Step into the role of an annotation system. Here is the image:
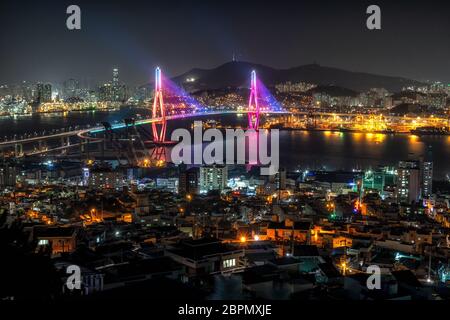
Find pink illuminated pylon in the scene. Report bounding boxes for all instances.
[152,67,167,143]
[248,70,260,130]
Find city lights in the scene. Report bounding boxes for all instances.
[0,0,449,307]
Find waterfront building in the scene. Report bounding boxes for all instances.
[362,167,396,193]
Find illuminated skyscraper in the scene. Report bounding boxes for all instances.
[98,83,112,101]
[20,81,34,102]
[112,67,119,87]
[422,146,433,198]
[35,83,52,103]
[63,78,80,99]
[396,160,421,204]
[111,67,126,102]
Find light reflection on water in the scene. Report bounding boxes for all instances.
[279,130,448,178]
[1,110,449,178]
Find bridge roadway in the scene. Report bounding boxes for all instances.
[76,110,291,140]
[0,110,289,149]
[2,109,443,150]
[0,110,290,156]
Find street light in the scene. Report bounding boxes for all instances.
[341,262,347,275]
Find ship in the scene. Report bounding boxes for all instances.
[269,123,285,129]
[338,127,395,134]
[410,126,449,135]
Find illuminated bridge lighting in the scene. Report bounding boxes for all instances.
[152,66,167,143]
[248,70,260,130]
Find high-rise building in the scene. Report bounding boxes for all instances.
[363,170,385,192]
[0,164,17,189]
[396,160,421,204]
[199,164,228,194]
[112,68,119,87]
[35,83,52,103]
[63,79,80,99]
[178,164,199,195]
[275,167,286,190]
[88,167,124,189]
[422,146,433,198]
[98,83,112,101]
[110,67,126,102]
[362,167,396,193]
[20,81,34,102]
[113,84,127,102]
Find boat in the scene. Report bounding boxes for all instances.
[410,126,449,135]
[269,123,285,129]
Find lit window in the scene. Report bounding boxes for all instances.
[38,239,49,245]
[223,258,236,268]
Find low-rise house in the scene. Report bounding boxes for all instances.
[242,264,315,300]
[392,270,432,300]
[33,226,78,256]
[101,256,184,290]
[266,219,311,243]
[292,245,325,272]
[55,262,104,296]
[238,241,277,266]
[344,273,410,300]
[316,262,342,285]
[165,238,244,277]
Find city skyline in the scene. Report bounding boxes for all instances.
[1,0,450,85]
[0,0,449,306]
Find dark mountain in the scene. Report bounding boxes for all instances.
[391,91,426,100]
[306,85,359,97]
[389,103,430,116]
[174,61,277,90]
[173,61,424,93]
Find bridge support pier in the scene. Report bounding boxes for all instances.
[60,136,70,155]
[14,144,23,157]
[60,136,70,147]
[38,140,48,152]
[80,138,87,161]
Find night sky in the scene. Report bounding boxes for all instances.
[0,0,449,86]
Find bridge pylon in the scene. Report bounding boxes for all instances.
[151,67,167,143]
[248,70,260,130]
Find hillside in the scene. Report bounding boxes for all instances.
[172,61,424,92]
